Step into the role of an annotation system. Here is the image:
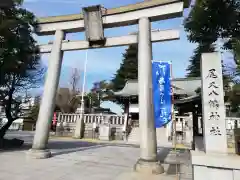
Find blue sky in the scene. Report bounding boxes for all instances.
[22,0,197,113]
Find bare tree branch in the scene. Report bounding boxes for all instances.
[69,67,81,94]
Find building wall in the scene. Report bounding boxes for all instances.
[0,97,35,130]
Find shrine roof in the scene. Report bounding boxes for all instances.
[37,0,190,24]
[114,77,201,97]
[174,95,200,104]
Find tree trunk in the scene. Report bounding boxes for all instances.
[0,83,15,139]
[0,119,13,139]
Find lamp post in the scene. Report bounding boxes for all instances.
[74,50,88,138]
[80,50,88,114]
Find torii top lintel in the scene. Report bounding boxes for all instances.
[36,0,190,35]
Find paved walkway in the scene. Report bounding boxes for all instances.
[0,132,192,180]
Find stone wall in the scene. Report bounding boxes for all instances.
[53,113,240,144]
[55,122,124,140]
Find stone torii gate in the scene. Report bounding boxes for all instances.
[28,0,190,175]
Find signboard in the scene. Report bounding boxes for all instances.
[201,53,227,153]
[82,5,105,45]
[152,61,172,128]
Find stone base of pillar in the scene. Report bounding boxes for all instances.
[27,149,52,159]
[134,159,164,174]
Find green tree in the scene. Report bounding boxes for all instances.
[186,43,232,86]
[228,84,240,113]
[184,0,240,46]
[232,39,240,76]
[0,0,42,138]
[184,0,240,77]
[89,80,112,108]
[111,44,138,91]
[186,44,215,77]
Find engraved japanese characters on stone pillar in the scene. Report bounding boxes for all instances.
[201,52,227,154]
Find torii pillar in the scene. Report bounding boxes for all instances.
[134,17,164,174]
[28,30,65,158]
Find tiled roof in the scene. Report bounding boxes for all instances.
[114,77,201,97]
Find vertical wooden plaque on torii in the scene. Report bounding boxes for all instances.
[82,5,105,47]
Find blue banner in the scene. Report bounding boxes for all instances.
[152,61,172,128]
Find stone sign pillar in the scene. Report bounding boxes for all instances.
[28,30,65,159]
[191,52,240,180]
[201,52,227,153]
[134,17,164,174]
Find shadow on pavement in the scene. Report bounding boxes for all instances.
[165,164,180,175]
[51,143,107,156]
[195,136,204,151]
[156,147,191,176]
[48,140,106,156]
[48,140,99,150]
[0,142,32,152]
[157,147,172,163]
[0,138,106,156]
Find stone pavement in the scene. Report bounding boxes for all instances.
[0,132,192,180]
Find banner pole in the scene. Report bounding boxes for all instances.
[170,63,176,148]
[170,63,179,180]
